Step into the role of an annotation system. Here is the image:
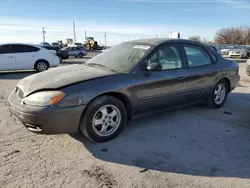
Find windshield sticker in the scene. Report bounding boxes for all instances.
[133,45,150,50]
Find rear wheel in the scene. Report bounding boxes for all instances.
[206,80,228,108]
[35,60,49,72]
[79,95,127,142]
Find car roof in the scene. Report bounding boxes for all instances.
[127,38,204,46]
[0,43,42,48]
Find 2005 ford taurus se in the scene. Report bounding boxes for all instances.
[8,39,240,142]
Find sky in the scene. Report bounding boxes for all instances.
[1,0,250,45]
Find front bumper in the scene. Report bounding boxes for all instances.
[229,53,246,58]
[8,90,86,134]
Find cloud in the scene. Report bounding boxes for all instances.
[120,0,217,2]
[218,0,250,9]
[0,17,218,45]
[120,0,250,9]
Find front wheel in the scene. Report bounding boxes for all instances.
[79,96,127,142]
[206,80,228,108]
[79,53,84,58]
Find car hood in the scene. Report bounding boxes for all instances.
[221,49,231,52]
[17,64,116,97]
[230,49,246,53]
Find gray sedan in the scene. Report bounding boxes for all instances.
[62,46,87,58]
[8,39,240,142]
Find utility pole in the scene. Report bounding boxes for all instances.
[104,32,107,46]
[84,30,87,40]
[73,21,76,44]
[42,27,46,42]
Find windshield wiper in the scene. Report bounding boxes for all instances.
[87,63,117,73]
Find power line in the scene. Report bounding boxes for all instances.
[0,23,162,37]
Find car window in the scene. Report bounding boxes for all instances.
[11,45,40,53]
[148,44,182,70]
[184,44,211,67]
[0,45,13,54]
[87,42,151,72]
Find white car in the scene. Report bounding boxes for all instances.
[228,46,250,59]
[0,43,60,72]
[220,46,237,55]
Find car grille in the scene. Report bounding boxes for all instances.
[16,87,24,99]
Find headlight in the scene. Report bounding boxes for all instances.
[24,91,66,106]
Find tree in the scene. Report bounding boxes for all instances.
[244,27,250,45]
[214,27,246,45]
[188,36,201,42]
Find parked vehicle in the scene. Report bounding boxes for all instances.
[40,42,51,47]
[246,59,250,76]
[51,42,60,48]
[74,43,84,48]
[228,46,250,59]
[41,46,69,60]
[62,46,87,58]
[220,46,237,55]
[8,39,240,142]
[0,43,60,72]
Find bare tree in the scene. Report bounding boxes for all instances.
[244,27,250,45]
[215,28,233,44]
[214,27,247,45]
[188,36,201,42]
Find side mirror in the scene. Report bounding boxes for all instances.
[147,62,162,71]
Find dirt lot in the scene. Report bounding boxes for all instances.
[1,57,250,188]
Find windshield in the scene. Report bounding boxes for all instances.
[87,42,152,73]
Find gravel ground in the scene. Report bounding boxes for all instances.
[1,57,250,188]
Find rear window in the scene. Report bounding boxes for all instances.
[11,45,40,53]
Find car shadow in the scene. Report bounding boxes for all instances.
[0,71,35,80]
[71,92,250,178]
[61,61,86,65]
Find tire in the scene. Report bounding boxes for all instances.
[34,60,49,72]
[246,53,250,59]
[58,56,62,62]
[79,53,84,58]
[206,79,228,108]
[79,95,127,142]
[246,71,250,76]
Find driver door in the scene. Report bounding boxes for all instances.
[134,43,189,114]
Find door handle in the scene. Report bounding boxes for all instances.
[8,56,14,58]
[31,55,36,57]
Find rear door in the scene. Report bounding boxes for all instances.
[181,43,218,102]
[0,45,16,70]
[67,47,74,56]
[13,45,40,69]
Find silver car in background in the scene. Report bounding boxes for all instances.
[62,46,87,58]
[229,46,250,59]
[220,46,237,55]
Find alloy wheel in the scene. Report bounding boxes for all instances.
[92,105,121,137]
[213,83,226,105]
[37,62,48,72]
